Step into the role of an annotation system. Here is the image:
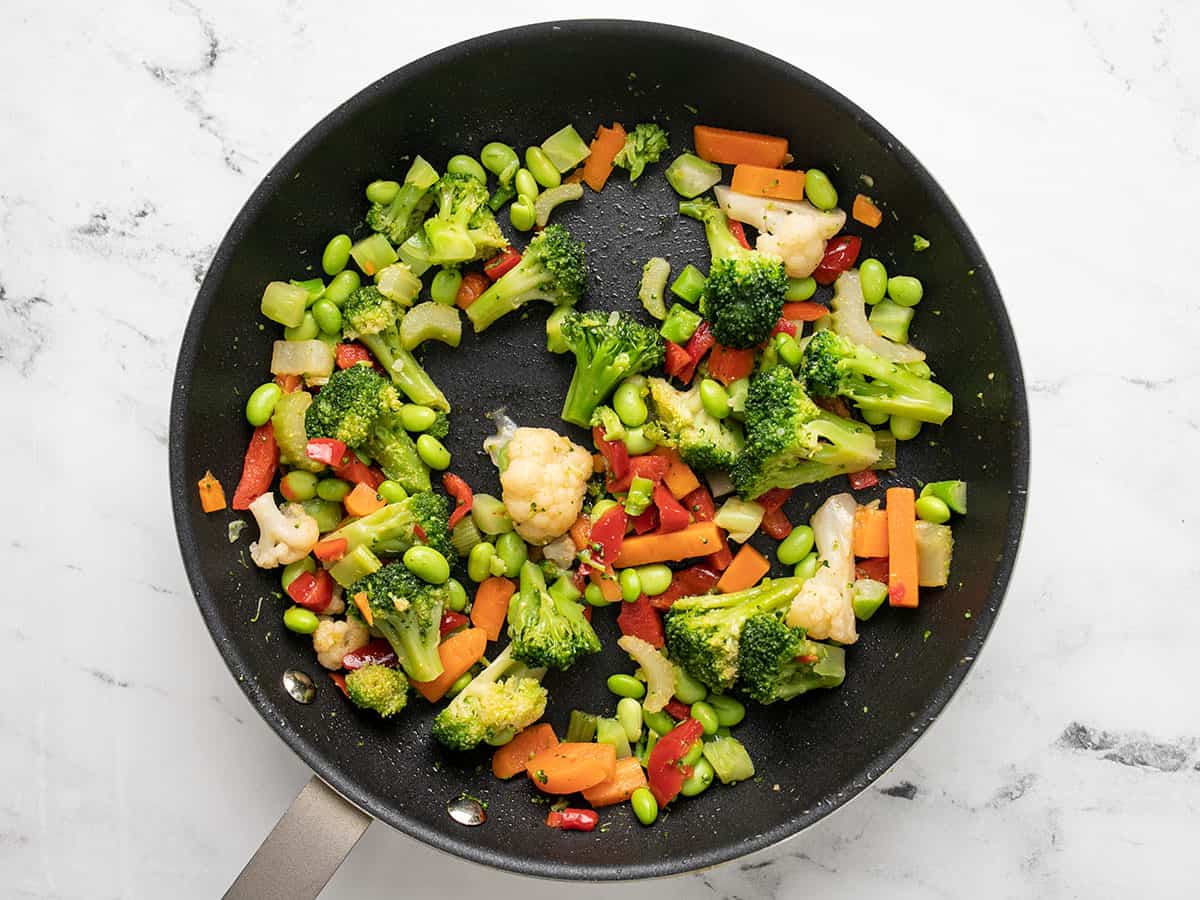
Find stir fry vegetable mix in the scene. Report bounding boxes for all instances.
[203,120,971,831]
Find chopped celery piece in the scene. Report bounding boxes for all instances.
[869,299,914,344]
[400,301,462,350]
[701,734,754,784]
[921,480,967,515]
[565,709,598,743]
[349,233,398,277]
[639,257,670,320]
[713,497,764,543]
[546,306,571,354]
[533,183,583,227]
[261,281,309,328]
[290,278,326,305]
[915,521,954,587]
[405,155,440,192]
[670,264,705,304]
[665,152,722,198]
[623,476,654,517]
[852,578,888,621]
[329,544,383,588]
[871,431,896,470]
[596,716,632,759]
[375,263,422,307]
[541,125,592,173]
[397,230,433,276]
[660,304,702,344]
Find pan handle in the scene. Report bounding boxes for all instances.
[224,775,372,900]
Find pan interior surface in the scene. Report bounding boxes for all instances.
[170,20,1027,880]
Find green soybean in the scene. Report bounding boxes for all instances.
[887,275,924,307]
[316,478,352,502]
[301,499,343,533]
[281,557,316,591]
[679,741,702,768]
[514,168,539,201]
[619,568,642,603]
[495,532,527,577]
[283,606,320,635]
[431,268,463,306]
[643,708,675,737]
[584,582,611,607]
[445,578,468,612]
[524,146,561,188]
[509,196,536,232]
[861,408,890,426]
[608,674,646,699]
[481,142,520,183]
[245,382,282,426]
[673,666,708,704]
[890,415,922,441]
[321,234,353,276]
[416,434,451,470]
[630,787,658,825]
[637,564,673,597]
[590,499,619,523]
[623,426,656,455]
[805,168,838,211]
[859,258,888,305]
[777,525,815,566]
[691,701,719,735]
[400,404,438,433]
[613,380,649,427]
[280,470,318,502]
[915,495,952,524]
[447,154,487,183]
[311,298,342,335]
[471,494,514,535]
[377,480,407,504]
[284,311,319,341]
[774,333,803,370]
[403,546,449,586]
[324,270,361,307]
[446,671,473,698]
[707,694,746,728]
[785,276,817,301]
[365,180,400,205]
[467,542,496,583]
[617,697,643,743]
[699,379,731,419]
[793,551,821,581]
[679,757,715,796]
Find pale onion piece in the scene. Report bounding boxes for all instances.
[483,407,518,469]
[829,270,925,363]
[705,468,735,499]
[617,635,674,714]
[714,496,765,544]
[400,301,462,350]
[915,520,954,587]
[270,339,334,379]
[542,533,577,571]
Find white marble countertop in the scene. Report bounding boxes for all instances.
[4,1,1198,896]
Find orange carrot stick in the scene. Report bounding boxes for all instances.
[716,544,770,593]
[470,576,516,641]
[885,488,919,608]
[651,447,701,500]
[492,723,559,779]
[853,507,889,558]
[614,521,723,567]
[582,123,627,192]
[411,627,487,702]
[782,301,830,322]
[730,164,806,201]
[694,125,788,168]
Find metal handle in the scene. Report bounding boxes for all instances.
[225,776,372,900]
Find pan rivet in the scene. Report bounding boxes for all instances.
[282,669,316,704]
[447,795,487,826]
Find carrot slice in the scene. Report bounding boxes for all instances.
[470,576,516,641]
[885,488,919,608]
[651,447,701,500]
[716,544,770,593]
[852,194,883,228]
[492,723,559,779]
[782,301,830,322]
[581,756,648,807]
[411,627,487,702]
[731,164,806,201]
[694,125,788,168]
[526,742,617,795]
[614,521,723,567]
[589,566,623,603]
[352,591,373,627]
[581,123,627,192]
[569,514,591,551]
[344,482,386,517]
[197,470,226,512]
[853,507,889,558]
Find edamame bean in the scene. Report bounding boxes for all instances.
[365,180,400,205]
[679,757,714,796]
[674,666,707,704]
[915,495,951,524]
[400,404,438,433]
[509,196,536,232]
[777,525,815,566]
[619,568,642,603]
[524,146,561,188]
[804,168,838,211]
[680,741,703,768]
[623,426,656,455]
[859,258,888,305]
[447,154,487,183]
[889,415,922,441]
[691,701,719,735]
[324,270,360,307]
[630,787,658,826]
[301,499,343,533]
[590,499,618,522]
[377,480,407,503]
[793,551,820,581]
[283,606,320,635]
[416,434,451,470]
[584,582,612,607]
[445,578,468,612]
[707,694,746,728]
[887,275,924,307]
[322,234,353,276]
[281,557,316,591]
[608,674,646,699]
[316,478,352,502]
[312,298,342,335]
[446,671,473,698]
[861,408,890,426]
[617,697,643,743]
[613,380,649,427]
[786,276,817,301]
[643,708,675,737]
[471,494,514,535]
[430,267,463,306]
[775,333,803,370]
[404,545,450,584]
[280,470,319,502]
[637,564,673,597]
[481,142,520,183]
[495,531,527,577]
[284,311,320,341]
[514,167,539,201]
[245,382,282,426]
[467,541,496,583]
[699,378,731,419]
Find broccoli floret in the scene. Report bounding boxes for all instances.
[342,286,449,411]
[558,310,665,427]
[801,330,954,425]
[431,645,548,751]
[736,613,846,704]
[612,123,669,181]
[731,366,880,499]
[425,410,450,441]
[425,173,495,265]
[326,490,453,560]
[366,157,438,245]
[679,197,787,348]
[351,564,449,683]
[344,663,409,718]
[464,224,587,332]
[644,376,744,470]
[507,560,600,670]
[467,205,508,261]
[664,576,807,692]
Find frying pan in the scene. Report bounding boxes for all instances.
[169,19,1028,894]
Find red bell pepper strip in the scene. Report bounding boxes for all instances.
[705,344,756,385]
[442,472,474,528]
[592,426,630,481]
[305,437,347,467]
[335,342,373,370]
[812,235,862,286]
[756,487,793,513]
[286,569,335,613]
[588,506,627,566]
[681,485,733,570]
[663,340,692,379]
[770,317,797,338]
[330,455,385,491]
[653,484,691,533]
[328,672,349,697]
[782,301,829,322]
[608,454,671,493]
[545,809,599,832]
[677,322,715,384]
[571,565,588,594]
[856,557,889,582]
[342,639,398,671]
[581,605,592,624]
[647,718,705,806]
[616,594,665,648]
[630,505,659,535]
[761,506,791,539]
[412,524,427,544]
[664,699,692,720]
[439,610,470,636]
[484,246,522,281]
[231,424,279,510]
[848,469,879,491]
[313,537,348,563]
[727,219,751,250]
[648,563,720,611]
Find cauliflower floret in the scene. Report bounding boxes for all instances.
[786,492,858,644]
[312,616,370,670]
[247,493,320,569]
[499,427,592,545]
[715,185,846,278]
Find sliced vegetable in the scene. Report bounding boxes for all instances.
[730,164,806,201]
[455,270,490,310]
[915,520,954,587]
[492,723,559,779]
[312,537,348,563]
[813,235,862,286]
[443,472,474,529]
[760,506,791,539]
[470,576,516,641]
[869,299,915,344]
[701,734,755,784]
[648,563,720,611]
[541,125,592,172]
[616,634,673,710]
[614,521,722,567]
[646,718,704,806]
[705,344,756,385]
[639,257,671,320]
[852,578,888,620]
[565,709,598,743]
[853,506,889,558]
[400,301,462,350]
[344,482,386,517]
[782,301,829,322]
[715,544,770,593]
[533,183,583,227]
[847,469,879,491]
[410,627,488,702]
[670,264,706,305]
[231,425,279,511]
[198,470,226,512]
[713,497,764,544]
[659,303,703,345]
[545,809,600,832]
[581,756,648,807]
[349,233,398,276]
[664,152,723,198]
[285,569,334,613]
[852,194,883,228]
[920,480,968,515]
[270,340,335,381]
[651,447,701,499]
[596,716,633,759]
[885,487,919,608]
[582,123,627,192]
[693,125,788,168]
[526,743,617,795]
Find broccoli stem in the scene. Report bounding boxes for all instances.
[464,265,552,332]
[359,331,449,412]
[678,198,744,263]
[374,618,443,683]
